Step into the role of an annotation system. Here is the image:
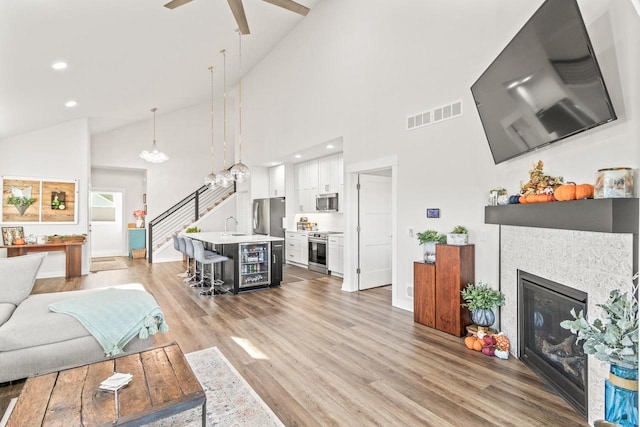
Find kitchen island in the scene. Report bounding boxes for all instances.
[186,232,284,294]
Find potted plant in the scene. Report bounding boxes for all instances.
[447,225,468,245]
[561,276,638,427]
[7,195,36,216]
[461,282,505,328]
[416,230,446,263]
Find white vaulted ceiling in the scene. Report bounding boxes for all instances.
[0,0,317,140]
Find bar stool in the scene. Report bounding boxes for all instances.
[176,236,191,278]
[183,237,198,285]
[173,234,187,277]
[191,240,228,296]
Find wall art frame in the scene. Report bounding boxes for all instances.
[1,176,79,224]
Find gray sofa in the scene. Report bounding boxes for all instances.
[0,253,153,383]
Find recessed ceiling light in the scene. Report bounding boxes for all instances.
[270,161,279,166]
[294,154,302,159]
[52,61,68,70]
[326,144,334,149]
[65,100,77,108]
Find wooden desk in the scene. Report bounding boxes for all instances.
[0,242,83,279]
[7,343,205,427]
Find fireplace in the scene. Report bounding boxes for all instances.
[518,270,588,417]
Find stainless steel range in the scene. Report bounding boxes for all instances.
[308,231,340,274]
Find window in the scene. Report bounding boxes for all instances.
[91,193,116,221]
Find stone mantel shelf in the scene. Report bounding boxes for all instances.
[484,198,639,234]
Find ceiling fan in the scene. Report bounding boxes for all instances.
[164,0,310,35]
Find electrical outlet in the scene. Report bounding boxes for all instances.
[480,231,488,241]
[408,227,414,237]
[407,285,413,297]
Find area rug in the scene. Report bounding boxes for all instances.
[0,398,17,427]
[146,347,284,427]
[89,258,128,273]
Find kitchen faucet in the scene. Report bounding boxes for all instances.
[225,216,238,233]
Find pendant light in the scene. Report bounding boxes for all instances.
[215,48,233,188]
[204,66,217,188]
[140,108,169,164]
[229,29,250,183]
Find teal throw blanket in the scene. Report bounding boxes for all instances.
[49,288,169,356]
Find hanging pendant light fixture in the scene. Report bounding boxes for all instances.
[215,48,234,188]
[229,29,250,183]
[140,108,169,164]
[204,66,217,188]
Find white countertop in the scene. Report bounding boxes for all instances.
[185,232,285,244]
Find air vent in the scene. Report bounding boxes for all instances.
[407,100,463,130]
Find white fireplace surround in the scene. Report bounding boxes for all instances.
[500,225,634,425]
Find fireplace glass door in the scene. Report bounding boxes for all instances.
[518,271,588,418]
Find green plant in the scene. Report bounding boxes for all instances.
[7,196,35,207]
[461,282,505,311]
[417,230,446,245]
[451,225,468,234]
[560,276,638,369]
[185,227,200,233]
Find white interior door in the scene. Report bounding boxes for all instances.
[358,173,392,290]
[90,191,126,257]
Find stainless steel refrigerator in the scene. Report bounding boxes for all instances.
[252,197,286,238]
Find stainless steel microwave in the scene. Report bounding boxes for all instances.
[316,193,338,212]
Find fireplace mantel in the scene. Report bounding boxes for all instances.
[485,198,638,234]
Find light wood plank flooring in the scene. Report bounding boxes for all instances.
[1,258,587,426]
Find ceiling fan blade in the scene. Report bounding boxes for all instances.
[227,0,251,35]
[164,0,194,9]
[262,0,309,16]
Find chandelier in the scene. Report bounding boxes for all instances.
[215,48,234,188]
[229,30,250,183]
[140,108,169,164]
[204,66,217,188]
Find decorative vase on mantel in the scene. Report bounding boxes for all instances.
[605,364,638,427]
[135,218,144,228]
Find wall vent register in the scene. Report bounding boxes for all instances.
[407,100,463,130]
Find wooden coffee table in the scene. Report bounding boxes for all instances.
[7,343,205,426]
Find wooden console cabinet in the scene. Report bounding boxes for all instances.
[414,244,475,337]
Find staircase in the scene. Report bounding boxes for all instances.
[148,183,235,263]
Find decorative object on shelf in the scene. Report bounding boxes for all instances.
[595,167,634,199]
[519,160,564,200]
[229,30,250,184]
[204,65,217,189]
[140,108,169,164]
[553,182,595,201]
[447,225,468,245]
[215,49,233,188]
[185,227,201,233]
[46,234,86,244]
[6,185,36,216]
[416,230,446,263]
[461,281,505,330]
[1,226,24,245]
[488,188,507,206]
[561,273,638,427]
[133,210,146,228]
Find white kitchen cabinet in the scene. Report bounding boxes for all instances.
[328,234,344,276]
[318,154,340,194]
[269,164,285,198]
[294,160,318,213]
[285,231,308,266]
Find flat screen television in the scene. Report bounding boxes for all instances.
[471,0,616,164]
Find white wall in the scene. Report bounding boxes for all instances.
[0,119,91,278]
[88,0,640,312]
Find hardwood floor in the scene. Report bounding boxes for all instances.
[1,258,587,426]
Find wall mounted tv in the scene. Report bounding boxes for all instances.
[471,0,616,164]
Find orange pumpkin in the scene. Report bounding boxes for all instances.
[554,183,577,201]
[464,336,476,350]
[472,340,483,351]
[575,183,594,200]
[524,194,553,203]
